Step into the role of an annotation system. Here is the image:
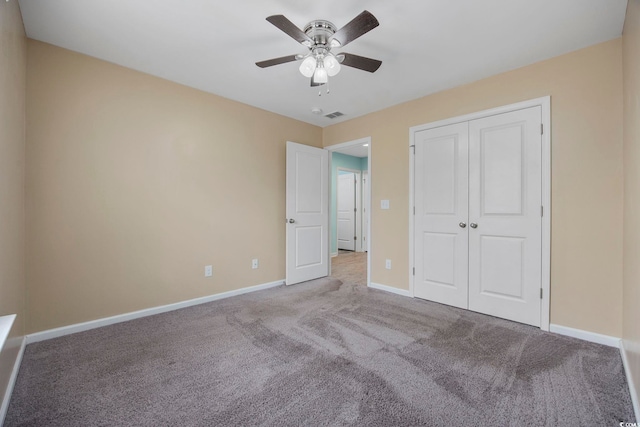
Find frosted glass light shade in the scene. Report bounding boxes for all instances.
[324,55,341,77]
[299,57,317,78]
[313,66,328,84]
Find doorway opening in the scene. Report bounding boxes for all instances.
[326,137,371,288]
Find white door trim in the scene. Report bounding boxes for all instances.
[326,137,372,288]
[362,171,369,252]
[336,167,362,252]
[409,96,551,331]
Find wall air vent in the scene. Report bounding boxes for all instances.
[324,111,344,119]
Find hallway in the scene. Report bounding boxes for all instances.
[330,250,367,287]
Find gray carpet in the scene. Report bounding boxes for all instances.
[5,278,635,426]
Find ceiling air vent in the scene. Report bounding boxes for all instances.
[325,111,344,119]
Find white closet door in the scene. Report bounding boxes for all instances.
[337,172,356,251]
[468,107,542,326]
[414,123,469,309]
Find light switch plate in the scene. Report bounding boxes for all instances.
[381,200,390,210]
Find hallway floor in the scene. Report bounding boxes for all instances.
[330,250,367,287]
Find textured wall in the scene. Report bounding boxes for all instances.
[26,41,322,333]
[0,0,26,415]
[324,39,624,337]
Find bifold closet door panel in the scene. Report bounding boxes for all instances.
[414,122,469,309]
[467,107,542,327]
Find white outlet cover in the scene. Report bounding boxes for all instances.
[252,259,259,269]
[205,265,213,277]
[385,259,392,269]
[381,200,390,210]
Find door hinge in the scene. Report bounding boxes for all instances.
[354,236,357,240]
[413,206,415,215]
[541,206,544,217]
[354,208,357,212]
[413,267,415,276]
[540,288,543,299]
[541,124,544,135]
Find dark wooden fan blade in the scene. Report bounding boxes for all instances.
[256,55,300,68]
[339,53,382,73]
[266,15,313,45]
[331,10,379,47]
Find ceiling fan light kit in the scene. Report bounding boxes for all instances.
[299,56,316,78]
[313,64,328,84]
[256,10,382,91]
[324,55,341,76]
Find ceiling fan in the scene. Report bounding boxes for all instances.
[256,10,382,87]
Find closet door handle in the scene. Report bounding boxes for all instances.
[459,222,467,228]
[470,223,478,229]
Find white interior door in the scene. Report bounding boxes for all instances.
[362,171,369,252]
[468,107,542,326]
[337,172,356,251]
[286,141,329,285]
[414,122,469,309]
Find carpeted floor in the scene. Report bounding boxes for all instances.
[6,274,635,425]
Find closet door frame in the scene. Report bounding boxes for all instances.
[408,96,551,331]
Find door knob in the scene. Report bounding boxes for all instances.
[470,223,478,229]
[288,219,295,224]
[459,222,467,228]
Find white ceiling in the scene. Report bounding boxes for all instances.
[18,0,628,127]
[334,144,369,159]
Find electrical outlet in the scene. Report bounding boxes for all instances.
[252,259,259,269]
[204,265,213,277]
[381,200,390,210]
[385,259,392,269]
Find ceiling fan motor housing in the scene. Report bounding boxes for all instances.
[303,20,338,47]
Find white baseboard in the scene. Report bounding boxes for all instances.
[368,282,412,298]
[620,339,640,422]
[0,337,26,426]
[549,324,620,347]
[331,252,338,258]
[26,279,285,344]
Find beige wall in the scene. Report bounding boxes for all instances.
[18,23,631,341]
[623,0,640,411]
[324,39,624,337]
[0,0,26,411]
[26,41,322,333]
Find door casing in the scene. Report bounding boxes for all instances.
[362,171,369,252]
[408,97,551,331]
